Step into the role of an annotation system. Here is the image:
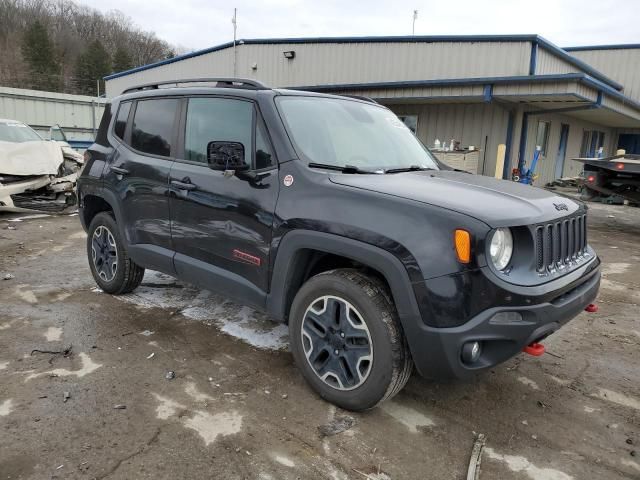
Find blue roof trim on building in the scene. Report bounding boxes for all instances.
[565,43,640,51]
[103,33,624,92]
[291,73,589,91]
[534,36,623,90]
[293,73,640,113]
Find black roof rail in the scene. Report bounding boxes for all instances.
[122,77,269,94]
[341,94,378,104]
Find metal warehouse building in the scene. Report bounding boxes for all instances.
[104,35,640,185]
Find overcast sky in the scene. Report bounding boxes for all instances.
[81,0,638,52]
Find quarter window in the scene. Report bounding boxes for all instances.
[114,101,131,140]
[185,97,253,165]
[255,121,275,169]
[131,98,178,157]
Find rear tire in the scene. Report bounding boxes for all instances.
[289,269,412,411]
[87,212,144,294]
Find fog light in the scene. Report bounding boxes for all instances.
[461,341,482,364]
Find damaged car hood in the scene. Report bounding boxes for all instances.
[0,140,64,176]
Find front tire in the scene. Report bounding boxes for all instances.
[289,269,412,411]
[87,212,144,294]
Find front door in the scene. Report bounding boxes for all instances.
[555,123,570,179]
[103,97,180,273]
[168,96,279,307]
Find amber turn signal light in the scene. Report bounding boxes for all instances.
[454,229,471,264]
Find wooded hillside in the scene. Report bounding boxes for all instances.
[0,0,179,95]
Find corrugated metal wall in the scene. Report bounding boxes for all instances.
[535,49,580,75]
[570,48,640,103]
[0,86,106,140]
[522,111,614,184]
[106,41,532,96]
[388,102,511,176]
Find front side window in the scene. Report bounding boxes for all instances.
[131,98,178,157]
[114,101,131,140]
[185,97,253,165]
[275,96,438,171]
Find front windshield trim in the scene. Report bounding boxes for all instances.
[275,94,439,173]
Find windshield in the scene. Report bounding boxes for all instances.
[0,122,43,143]
[276,96,438,172]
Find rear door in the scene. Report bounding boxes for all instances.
[168,95,279,307]
[103,97,180,273]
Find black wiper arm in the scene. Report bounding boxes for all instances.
[384,165,434,174]
[308,163,375,174]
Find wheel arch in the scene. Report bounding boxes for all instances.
[266,230,423,329]
[79,189,127,243]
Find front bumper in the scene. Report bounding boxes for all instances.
[408,258,600,380]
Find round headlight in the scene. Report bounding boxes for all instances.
[489,228,513,271]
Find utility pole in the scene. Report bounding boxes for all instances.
[412,10,418,35]
[232,8,237,77]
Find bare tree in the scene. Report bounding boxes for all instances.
[0,0,177,94]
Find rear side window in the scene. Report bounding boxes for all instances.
[114,101,131,140]
[131,98,178,157]
[185,97,253,165]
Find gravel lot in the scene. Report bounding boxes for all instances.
[0,200,638,480]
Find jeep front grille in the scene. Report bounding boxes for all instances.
[535,214,587,273]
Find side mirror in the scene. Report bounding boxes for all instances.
[207,141,249,172]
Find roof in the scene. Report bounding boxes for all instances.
[565,43,640,52]
[103,34,622,90]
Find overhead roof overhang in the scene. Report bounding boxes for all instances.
[299,73,640,128]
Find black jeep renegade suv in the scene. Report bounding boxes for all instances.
[78,78,600,411]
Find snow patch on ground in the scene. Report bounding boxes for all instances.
[517,376,540,390]
[185,381,215,402]
[25,352,102,381]
[0,399,14,416]
[13,285,37,304]
[152,393,186,420]
[272,454,296,468]
[484,448,573,480]
[8,214,50,222]
[183,410,243,446]
[593,388,640,411]
[381,401,435,433]
[111,271,288,351]
[0,361,8,370]
[44,326,62,342]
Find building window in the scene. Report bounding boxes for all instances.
[580,130,606,157]
[131,99,178,157]
[397,115,418,134]
[535,121,551,156]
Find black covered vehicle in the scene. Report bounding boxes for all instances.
[78,78,600,411]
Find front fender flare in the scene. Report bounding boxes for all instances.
[266,230,424,343]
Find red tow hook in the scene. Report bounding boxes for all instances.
[585,303,598,313]
[523,342,545,356]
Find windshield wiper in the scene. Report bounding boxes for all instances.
[308,163,376,174]
[384,165,434,174]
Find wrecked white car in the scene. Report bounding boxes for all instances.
[0,119,84,213]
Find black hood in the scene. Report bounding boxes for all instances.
[329,170,582,228]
